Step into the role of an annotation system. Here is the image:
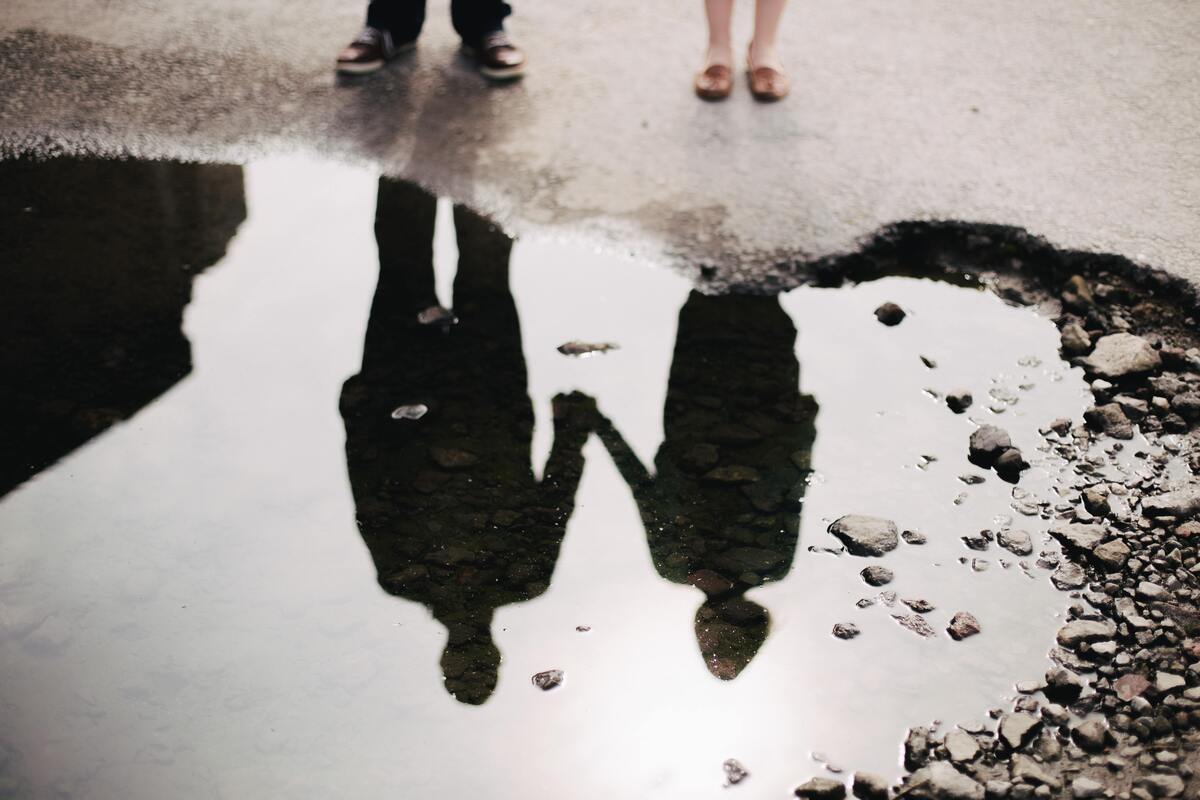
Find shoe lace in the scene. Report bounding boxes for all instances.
[482,30,512,50]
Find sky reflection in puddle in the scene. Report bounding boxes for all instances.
[0,157,1093,799]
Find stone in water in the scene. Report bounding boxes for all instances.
[557,340,619,357]
[723,758,749,786]
[532,669,564,690]
[391,403,428,420]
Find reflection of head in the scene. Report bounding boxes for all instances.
[598,290,818,680]
[341,179,589,705]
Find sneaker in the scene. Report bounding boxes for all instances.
[463,30,526,81]
[336,27,414,75]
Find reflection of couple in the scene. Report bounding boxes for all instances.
[340,179,817,704]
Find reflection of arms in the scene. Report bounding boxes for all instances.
[538,392,594,510]
[591,408,653,490]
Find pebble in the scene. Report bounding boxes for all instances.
[723,758,749,786]
[969,425,1014,468]
[1071,719,1110,752]
[556,340,619,356]
[860,566,894,586]
[794,776,846,799]
[1057,619,1116,648]
[1060,322,1092,356]
[531,669,564,690]
[1080,333,1163,379]
[390,403,429,420]
[874,302,906,326]
[903,761,985,800]
[947,612,981,640]
[828,515,900,557]
[1071,777,1105,799]
[945,729,980,762]
[1142,485,1200,518]
[892,613,935,638]
[998,712,1042,750]
[902,598,935,613]
[1084,403,1135,439]
[902,530,928,545]
[947,391,974,414]
[851,771,888,800]
[1051,562,1087,590]
[832,623,861,640]
[997,529,1033,556]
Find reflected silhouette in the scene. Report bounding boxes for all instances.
[340,179,590,705]
[597,292,818,679]
[0,158,245,498]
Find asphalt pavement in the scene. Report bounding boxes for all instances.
[1,0,1197,287]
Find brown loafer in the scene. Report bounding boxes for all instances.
[694,64,733,101]
[746,50,789,102]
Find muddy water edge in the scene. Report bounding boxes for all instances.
[0,156,1198,800]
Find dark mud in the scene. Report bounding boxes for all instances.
[0,156,1198,799]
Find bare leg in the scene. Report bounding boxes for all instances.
[750,0,787,70]
[704,0,735,68]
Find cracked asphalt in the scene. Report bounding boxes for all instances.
[1,0,1198,286]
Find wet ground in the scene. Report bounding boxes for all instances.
[9,155,1195,798]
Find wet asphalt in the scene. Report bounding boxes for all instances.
[0,0,1198,288]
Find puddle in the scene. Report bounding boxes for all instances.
[0,156,1097,799]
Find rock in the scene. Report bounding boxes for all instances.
[702,465,761,484]
[1081,333,1162,380]
[688,569,734,596]
[893,613,936,637]
[1171,391,1200,421]
[947,612,981,641]
[1136,580,1167,601]
[1061,275,1094,310]
[723,758,749,786]
[902,530,928,545]
[902,598,935,613]
[1134,774,1184,798]
[531,669,564,690]
[794,777,846,799]
[1092,539,1130,570]
[1045,417,1072,436]
[1060,323,1092,356]
[900,761,984,800]
[1071,719,1110,752]
[557,340,618,356]
[832,623,861,640]
[829,515,900,557]
[852,771,889,800]
[1044,666,1083,703]
[947,391,974,414]
[861,566,894,586]
[1084,403,1135,439]
[390,403,429,420]
[1050,523,1107,553]
[1071,777,1105,799]
[875,302,906,326]
[1009,754,1060,789]
[417,305,456,326]
[993,448,1029,482]
[969,426,1013,468]
[983,780,1012,800]
[945,730,980,762]
[1155,672,1186,693]
[1051,562,1087,590]
[997,529,1033,556]
[1114,673,1151,701]
[1057,619,1116,648]
[1142,485,1200,519]
[998,713,1042,750]
[904,727,931,770]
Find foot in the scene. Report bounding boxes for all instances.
[463,30,525,81]
[746,42,789,101]
[336,27,414,75]
[695,45,733,100]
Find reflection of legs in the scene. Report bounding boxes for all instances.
[438,609,501,705]
[703,0,735,67]
[750,0,787,70]
[450,0,513,43]
[371,179,438,324]
[365,0,428,41]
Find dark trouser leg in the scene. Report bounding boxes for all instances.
[450,0,513,43]
[365,0,427,42]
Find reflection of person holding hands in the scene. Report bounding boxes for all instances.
[341,179,590,705]
[594,291,818,679]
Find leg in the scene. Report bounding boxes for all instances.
[750,0,787,70]
[450,0,513,43]
[703,0,735,68]
[365,0,427,42]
